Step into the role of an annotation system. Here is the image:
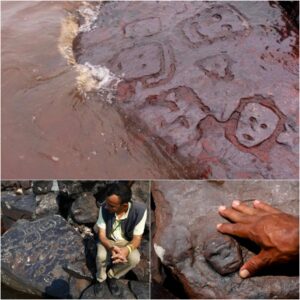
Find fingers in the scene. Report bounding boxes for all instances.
[218,204,252,223]
[231,200,257,216]
[239,251,270,278]
[253,200,281,214]
[217,222,250,239]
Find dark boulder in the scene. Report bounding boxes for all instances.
[58,181,83,196]
[32,181,53,195]
[35,192,59,217]
[70,192,99,224]
[129,281,150,299]
[1,215,88,298]
[80,279,135,299]
[1,193,36,222]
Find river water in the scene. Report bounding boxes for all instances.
[2,1,183,179]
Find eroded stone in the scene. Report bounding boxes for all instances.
[203,234,243,275]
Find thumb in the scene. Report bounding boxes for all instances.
[239,251,269,279]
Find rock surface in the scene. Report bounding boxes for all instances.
[35,192,59,217]
[1,193,36,222]
[152,180,299,299]
[80,279,136,299]
[32,181,53,195]
[74,1,299,179]
[70,192,99,224]
[1,215,87,298]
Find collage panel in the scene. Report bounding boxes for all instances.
[1,181,150,299]
[151,180,299,299]
[1,1,299,180]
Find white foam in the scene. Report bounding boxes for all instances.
[78,2,102,33]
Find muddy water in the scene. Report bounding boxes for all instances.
[2,1,182,179]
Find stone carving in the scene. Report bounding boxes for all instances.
[124,17,161,38]
[195,54,234,81]
[236,103,279,147]
[74,1,298,179]
[1,215,85,297]
[203,234,243,275]
[180,5,250,47]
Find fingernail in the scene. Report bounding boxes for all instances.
[218,205,226,212]
[254,200,260,206]
[217,223,222,229]
[232,200,240,207]
[240,269,250,278]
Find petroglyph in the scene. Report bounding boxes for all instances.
[73,1,298,178]
[180,4,250,47]
[236,103,279,147]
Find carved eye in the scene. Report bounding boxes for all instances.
[260,123,267,129]
[212,14,222,21]
[249,116,256,123]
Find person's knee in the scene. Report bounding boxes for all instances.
[97,245,107,262]
[128,250,140,267]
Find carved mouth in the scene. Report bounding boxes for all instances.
[242,134,254,141]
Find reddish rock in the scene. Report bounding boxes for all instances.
[151,181,299,299]
[75,1,299,179]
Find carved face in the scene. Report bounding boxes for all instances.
[203,235,242,275]
[236,103,279,147]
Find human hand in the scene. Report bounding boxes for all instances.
[217,200,299,279]
[111,246,128,264]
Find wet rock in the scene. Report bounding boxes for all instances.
[32,181,53,195]
[1,215,86,297]
[80,279,135,299]
[70,192,99,224]
[152,181,299,299]
[1,193,36,221]
[35,192,59,217]
[75,1,298,179]
[129,281,150,299]
[203,234,243,275]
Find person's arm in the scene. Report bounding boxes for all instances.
[217,200,299,279]
[98,228,114,251]
[112,209,147,263]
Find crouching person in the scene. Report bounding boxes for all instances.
[94,183,147,296]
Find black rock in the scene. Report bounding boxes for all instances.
[32,181,53,195]
[80,280,135,299]
[35,192,59,217]
[1,215,86,297]
[1,193,36,221]
[70,192,99,224]
[129,281,150,299]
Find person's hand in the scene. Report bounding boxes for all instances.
[217,200,299,279]
[111,246,128,264]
